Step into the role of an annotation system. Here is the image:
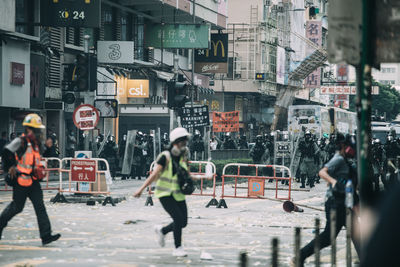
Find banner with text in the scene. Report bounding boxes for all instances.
[212,111,240,132]
[180,106,210,128]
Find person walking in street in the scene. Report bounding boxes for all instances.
[0,114,61,245]
[133,127,193,257]
[295,133,360,266]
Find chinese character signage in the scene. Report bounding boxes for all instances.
[180,106,210,128]
[320,86,379,95]
[212,111,240,133]
[305,21,322,88]
[255,73,266,80]
[145,24,210,49]
[195,33,228,74]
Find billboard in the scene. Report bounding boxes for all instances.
[116,77,150,99]
[145,24,210,49]
[94,99,118,118]
[97,41,134,64]
[195,33,228,74]
[40,0,101,28]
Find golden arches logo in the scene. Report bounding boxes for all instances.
[206,40,225,58]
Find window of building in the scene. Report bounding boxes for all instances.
[103,5,115,41]
[133,16,144,60]
[121,13,132,41]
[15,0,36,36]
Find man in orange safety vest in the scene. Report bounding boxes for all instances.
[0,114,61,245]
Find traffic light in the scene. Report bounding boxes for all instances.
[73,53,97,91]
[167,79,190,109]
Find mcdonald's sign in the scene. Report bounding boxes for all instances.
[195,33,228,73]
[195,34,228,63]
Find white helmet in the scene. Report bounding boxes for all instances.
[170,127,191,143]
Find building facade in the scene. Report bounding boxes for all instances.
[0,0,227,156]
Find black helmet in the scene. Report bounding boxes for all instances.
[335,133,346,145]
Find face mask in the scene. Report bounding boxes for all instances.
[171,145,181,157]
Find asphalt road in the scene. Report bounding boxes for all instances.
[0,179,359,266]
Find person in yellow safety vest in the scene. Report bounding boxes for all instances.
[134,127,192,257]
[0,114,61,245]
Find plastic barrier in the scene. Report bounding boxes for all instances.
[144,160,218,208]
[52,157,115,206]
[217,163,292,208]
[0,157,61,192]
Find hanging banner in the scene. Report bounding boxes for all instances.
[212,111,240,132]
[180,106,210,128]
[276,46,286,85]
[305,21,322,88]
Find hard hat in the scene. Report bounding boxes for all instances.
[22,113,45,129]
[170,127,191,143]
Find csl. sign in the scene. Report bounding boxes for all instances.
[71,159,97,183]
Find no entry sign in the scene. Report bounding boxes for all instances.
[73,104,100,130]
[71,159,97,183]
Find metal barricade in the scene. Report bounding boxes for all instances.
[144,160,218,208]
[0,157,61,192]
[217,163,292,208]
[52,158,115,205]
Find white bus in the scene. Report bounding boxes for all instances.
[288,105,357,138]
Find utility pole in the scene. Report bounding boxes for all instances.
[191,0,196,111]
[83,34,92,152]
[357,0,374,206]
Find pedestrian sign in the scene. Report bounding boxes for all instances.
[71,159,97,183]
[248,178,265,197]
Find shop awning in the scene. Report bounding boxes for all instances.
[152,69,175,81]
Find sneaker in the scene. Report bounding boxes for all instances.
[154,225,165,247]
[42,233,61,246]
[173,246,187,257]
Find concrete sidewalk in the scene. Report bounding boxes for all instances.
[0,179,359,266]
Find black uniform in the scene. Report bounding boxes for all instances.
[371,140,385,192]
[298,134,319,188]
[384,136,400,190]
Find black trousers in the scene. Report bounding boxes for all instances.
[299,198,360,265]
[0,181,52,240]
[159,196,188,248]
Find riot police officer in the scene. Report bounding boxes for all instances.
[316,137,328,184]
[298,131,320,188]
[131,132,145,180]
[326,134,337,161]
[384,130,400,190]
[372,138,385,192]
[250,135,267,164]
[190,130,205,160]
[238,135,249,149]
[222,133,237,149]
[102,135,118,180]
